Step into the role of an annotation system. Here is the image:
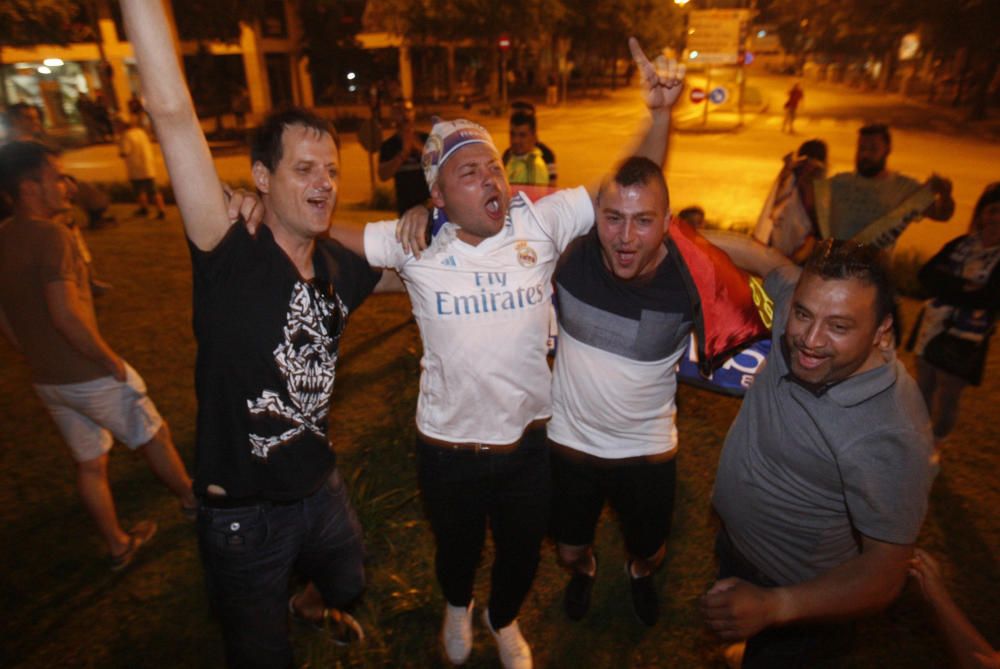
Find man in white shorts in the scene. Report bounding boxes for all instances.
[332,39,685,669]
[0,141,197,571]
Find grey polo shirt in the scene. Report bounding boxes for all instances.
[712,265,936,586]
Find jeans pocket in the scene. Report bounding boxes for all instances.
[200,505,269,556]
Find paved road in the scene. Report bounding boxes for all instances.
[62,72,999,258]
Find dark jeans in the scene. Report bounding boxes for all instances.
[197,469,365,669]
[417,426,550,629]
[715,530,854,669]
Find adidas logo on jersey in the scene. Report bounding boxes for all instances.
[440,256,457,267]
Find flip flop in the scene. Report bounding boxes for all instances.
[110,520,157,572]
[288,594,365,646]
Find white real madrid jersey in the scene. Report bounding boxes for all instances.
[365,187,594,443]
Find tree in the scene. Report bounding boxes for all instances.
[762,0,998,117]
[560,0,682,91]
[763,0,922,88]
[168,0,265,121]
[917,0,999,118]
[0,0,75,107]
[294,0,365,104]
[370,0,565,105]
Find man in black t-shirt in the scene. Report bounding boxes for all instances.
[378,100,430,215]
[123,2,397,666]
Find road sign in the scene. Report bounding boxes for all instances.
[686,9,751,65]
[689,87,706,103]
[710,86,729,104]
[498,34,511,51]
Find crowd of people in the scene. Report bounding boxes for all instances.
[0,2,997,668]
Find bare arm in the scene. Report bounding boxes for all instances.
[702,229,793,278]
[702,536,913,641]
[378,149,406,181]
[327,222,406,293]
[910,550,1000,669]
[120,0,230,251]
[44,280,125,380]
[328,222,367,258]
[586,38,684,201]
[373,270,404,293]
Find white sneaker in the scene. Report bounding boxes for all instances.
[442,600,474,665]
[483,610,532,669]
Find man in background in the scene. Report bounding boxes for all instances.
[378,99,430,215]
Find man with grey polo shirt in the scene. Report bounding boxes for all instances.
[700,237,937,668]
[0,141,197,571]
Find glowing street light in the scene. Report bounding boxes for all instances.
[674,0,690,5]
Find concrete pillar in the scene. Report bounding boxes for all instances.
[98,17,130,111]
[399,44,413,101]
[239,21,270,118]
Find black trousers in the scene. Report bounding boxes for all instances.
[417,426,550,629]
[715,530,855,669]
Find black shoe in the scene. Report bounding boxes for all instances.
[626,560,659,626]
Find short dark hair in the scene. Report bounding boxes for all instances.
[971,182,1000,232]
[509,111,537,133]
[250,107,338,172]
[0,141,60,202]
[803,239,896,324]
[8,102,38,120]
[598,156,670,209]
[678,205,704,222]
[510,101,536,115]
[858,123,890,146]
[796,139,827,164]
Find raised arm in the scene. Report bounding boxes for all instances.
[586,38,684,201]
[119,0,230,251]
[628,37,684,167]
[702,229,793,278]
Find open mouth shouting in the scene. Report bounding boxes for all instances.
[484,194,504,221]
[306,193,333,215]
[613,247,638,267]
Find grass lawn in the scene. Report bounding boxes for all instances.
[1,206,997,668]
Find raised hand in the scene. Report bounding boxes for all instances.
[629,37,686,112]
